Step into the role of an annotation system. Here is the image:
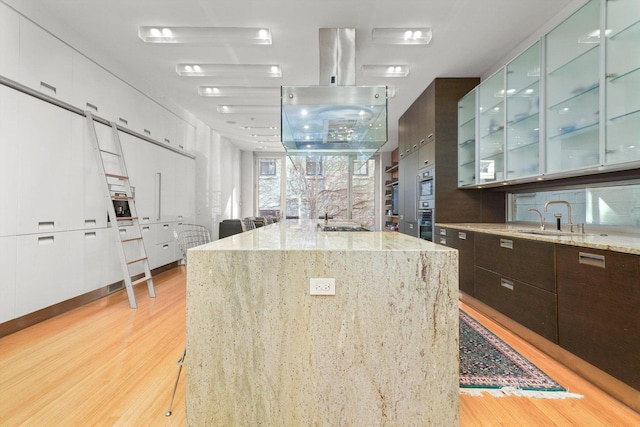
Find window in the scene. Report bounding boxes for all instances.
[353,160,368,176]
[306,158,323,176]
[259,159,277,176]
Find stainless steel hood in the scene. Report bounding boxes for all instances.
[281,28,388,159]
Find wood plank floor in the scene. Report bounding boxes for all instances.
[1,266,638,426]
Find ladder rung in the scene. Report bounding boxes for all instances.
[116,216,138,221]
[99,148,121,157]
[111,195,134,200]
[127,257,147,265]
[132,276,152,287]
[105,173,129,180]
[122,237,143,243]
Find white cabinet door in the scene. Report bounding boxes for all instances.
[0,2,20,80]
[17,95,82,234]
[158,148,177,222]
[0,236,17,323]
[175,156,196,223]
[71,52,118,122]
[123,136,157,223]
[19,17,73,103]
[82,228,106,293]
[0,86,19,237]
[103,226,123,286]
[14,231,81,317]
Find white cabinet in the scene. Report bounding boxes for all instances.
[457,89,476,187]
[19,17,73,103]
[82,228,108,293]
[14,231,82,317]
[0,86,19,237]
[158,147,177,222]
[545,0,600,173]
[605,0,640,165]
[0,236,17,323]
[176,156,196,222]
[478,68,505,183]
[505,40,541,179]
[0,2,20,80]
[17,94,84,234]
[71,52,119,122]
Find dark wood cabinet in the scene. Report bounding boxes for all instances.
[474,266,557,342]
[556,245,640,390]
[475,233,555,292]
[435,226,475,296]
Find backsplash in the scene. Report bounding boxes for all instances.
[508,182,640,231]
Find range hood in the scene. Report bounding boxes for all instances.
[281,28,388,159]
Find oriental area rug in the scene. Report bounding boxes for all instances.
[459,309,582,399]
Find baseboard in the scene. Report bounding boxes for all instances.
[0,261,180,338]
[460,292,640,414]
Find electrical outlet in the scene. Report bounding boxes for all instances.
[310,278,335,296]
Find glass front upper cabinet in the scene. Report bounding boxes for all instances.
[478,68,505,183]
[605,0,640,164]
[545,0,600,173]
[506,41,541,179]
[457,88,476,187]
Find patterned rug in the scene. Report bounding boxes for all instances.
[459,309,582,399]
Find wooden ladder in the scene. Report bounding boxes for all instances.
[84,111,155,309]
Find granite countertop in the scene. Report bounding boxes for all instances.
[198,219,453,252]
[436,222,640,256]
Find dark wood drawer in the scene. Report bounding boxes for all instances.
[475,266,558,343]
[556,245,640,389]
[475,233,555,292]
[436,227,475,296]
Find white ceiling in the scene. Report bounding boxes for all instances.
[4,0,579,152]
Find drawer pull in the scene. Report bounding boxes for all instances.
[458,232,466,240]
[500,239,513,249]
[38,236,54,245]
[38,221,55,230]
[85,219,97,226]
[579,252,605,268]
[86,102,98,112]
[84,232,96,239]
[163,244,169,249]
[142,226,150,231]
[500,278,514,291]
[439,228,447,236]
[412,144,418,149]
[40,81,57,94]
[118,117,129,125]
[427,133,434,140]
[439,238,447,245]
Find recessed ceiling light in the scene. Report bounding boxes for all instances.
[361,65,409,77]
[138,26,272,44]
[372,28,432,45]
[216,105,280,114]
[176,64,282,77]
[198,86,280,97]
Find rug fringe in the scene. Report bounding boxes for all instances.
[460,386,583,399]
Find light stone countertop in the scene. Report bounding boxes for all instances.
[436,222,640,255]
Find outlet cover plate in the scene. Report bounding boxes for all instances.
[310,278,335,296]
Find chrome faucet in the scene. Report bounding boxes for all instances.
[544,200,583,233]
[527,208,545,230]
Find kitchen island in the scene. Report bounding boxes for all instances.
[185,220,459,426]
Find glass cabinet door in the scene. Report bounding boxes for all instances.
[506,41,541,179]
[605,0,640,164]
[478,68,505,183]
[545,0,600,173]
[458,89,476,187]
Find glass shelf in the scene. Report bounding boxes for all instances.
[610,108,640,122]
[479,100,504,116]
[459,117,475,128]
[609,66,640,83]
[508,138,539,152]
[507,80,539,100]
[548,122,598,140]
[508,111,539,125]
[459,138,475,147]
[548,44,599,76]
[458,159,475,168]
[548,84,599,111]
[480,150,504,160]
[610,19,640,41]
[481,127,505,140]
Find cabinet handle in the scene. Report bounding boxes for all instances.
[40,81,56,94]
[38,221,55,230]
[163,224,169,229]
[163,244,169,249]
[179,144,184,149]
[156,173,162,221]
[439,238,447,245]
[579,252,605,268]
[427,133,434,140]
[143,217,150,222]
[84,232,96,239]
[500,278,514,291]
[423,159,429,164]
[118,117,129,125]
[164,138,171,144]
[439,228,447,236]
[409,223,414,229]
[406,148,410,153]
[142,226,150,231]
[458,232,466,240]
[412,144,418,149]
[500,239,513,249]
[85,219,96,227]
[420,139,425,145]
[86,102,98,112]
[38,236,54,245]
[119,228,126,234]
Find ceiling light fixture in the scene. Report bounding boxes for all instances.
[138,26,272,44]
[372,28,433,45]
[216,105,280,114]
[361,65,409,77]
[176,64,282,77]
[198,86,280,97]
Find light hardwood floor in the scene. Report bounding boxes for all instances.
[1,266,638,426]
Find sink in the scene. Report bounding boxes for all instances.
[515,229,589,237]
